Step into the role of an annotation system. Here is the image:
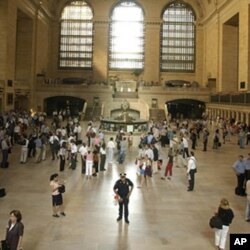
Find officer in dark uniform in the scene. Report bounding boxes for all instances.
[113,173,134,224]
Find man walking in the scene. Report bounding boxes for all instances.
[113,173,134,224]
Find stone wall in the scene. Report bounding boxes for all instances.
[0,0,7,80]
[203,0,250,91]
[15,16,33,84]
[1,0,250,113]
[49,0,205,85]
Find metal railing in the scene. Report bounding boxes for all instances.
[210,92,250,105]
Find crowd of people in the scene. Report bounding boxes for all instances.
[1,109,250,249]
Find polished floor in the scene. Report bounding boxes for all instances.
[0,123,249,250]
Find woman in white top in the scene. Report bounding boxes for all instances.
[50,173,66,217]
[86,150,93,179]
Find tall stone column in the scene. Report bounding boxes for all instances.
[144,21,161,83]
[0,0,7,80]
[93,20,109,81]
[239,0,249,91]
[241,112,245,123]
[246,113,249,125]
[236,112,240,122]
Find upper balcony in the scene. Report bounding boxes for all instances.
[210,92,250,106]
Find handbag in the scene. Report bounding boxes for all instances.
[58,185,65,194]
[1,240,10,250]
[209,215,223,229]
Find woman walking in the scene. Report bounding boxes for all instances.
[214,198,234,250]
[50,173,66,218]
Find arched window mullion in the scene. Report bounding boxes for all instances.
[161,1,196,72]
[109,1,144,70]
[59,1,93,69]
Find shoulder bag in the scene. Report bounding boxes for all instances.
[209,215,223,229]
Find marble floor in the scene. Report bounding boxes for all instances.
[0,123,249,250]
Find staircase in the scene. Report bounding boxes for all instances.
[149,109,166,121]
[84,104,102,121]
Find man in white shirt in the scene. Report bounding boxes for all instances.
[107,137,116,164]
[49,133,59,160]
[61,127,67,138]
[14,124,21,144]
[70,140,78,170]
[145,145,154,161]
[187,151,197,191]
[20,135,29,164]
[182,134,190,158]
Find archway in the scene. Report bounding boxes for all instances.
[44,96,85,116]
[166,99,205,119]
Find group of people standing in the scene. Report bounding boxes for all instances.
[2,111,250,250]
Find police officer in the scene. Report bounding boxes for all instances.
[113,173,134,224]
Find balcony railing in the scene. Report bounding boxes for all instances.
[210,92,250,105]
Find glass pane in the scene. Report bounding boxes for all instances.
[61,1,93,20]
[109,1,144,70]
[161,2,195,72]
[59,1,93,68]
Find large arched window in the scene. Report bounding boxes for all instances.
[161,1,196,72]
[59,1,93,69]
[109,1,144,70]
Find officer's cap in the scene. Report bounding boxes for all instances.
[120,173,126,177]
